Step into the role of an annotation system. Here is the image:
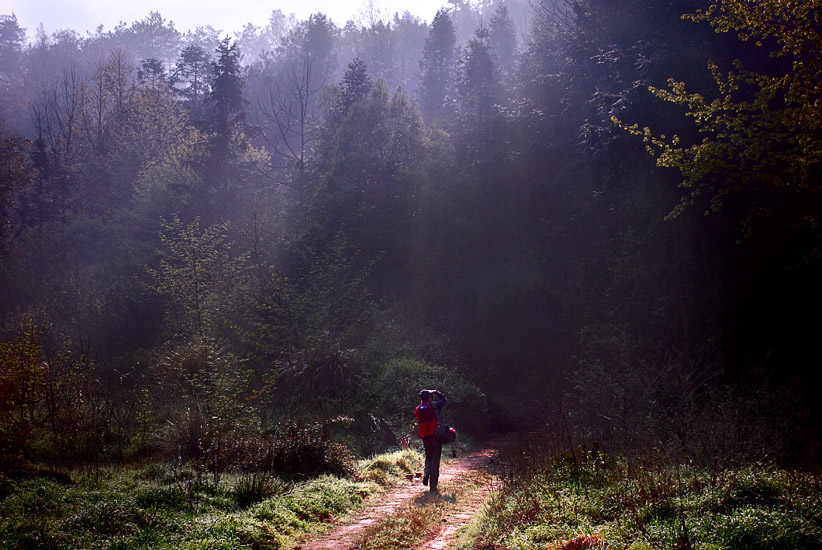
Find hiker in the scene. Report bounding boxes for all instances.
[415,389,446,492]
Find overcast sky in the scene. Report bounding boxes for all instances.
[1,0,449,40]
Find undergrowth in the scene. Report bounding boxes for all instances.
[0,448,423,550]
[467,447,822,550]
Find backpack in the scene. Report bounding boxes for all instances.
[434,424,456,444]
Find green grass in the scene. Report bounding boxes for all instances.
[0,449,423,550]
[466,450,822,550]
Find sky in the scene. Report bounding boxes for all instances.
[1,0,450,40]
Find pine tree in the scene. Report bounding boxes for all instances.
[458,26,497,123]
[489,5,518,76]
[171,45,211,123]
[206,37,248,214]
[419,8,456,124]
[334,58,373,123]
[210,37,247,139]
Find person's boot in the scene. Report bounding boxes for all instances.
[422,475,428,486]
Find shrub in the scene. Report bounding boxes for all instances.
[361,357,488,438]
[233,473,291,509]
[265,418,357,478]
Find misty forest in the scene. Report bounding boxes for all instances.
[1,0,821,549]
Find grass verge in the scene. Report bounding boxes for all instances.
[464,448,822,550]
[0,448,423,550]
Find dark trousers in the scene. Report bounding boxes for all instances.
[423,437,443,490]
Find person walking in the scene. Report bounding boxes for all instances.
[415,389,446,492]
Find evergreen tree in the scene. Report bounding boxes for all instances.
[419,8,456,124]
[334,58,374,124]
[457,26,497,126]
[171,45,211,123]
[206,37,248,213]
[488,5,518,76]
[0,14,26,81]
[137,57,167,99]
[210,37,247,139]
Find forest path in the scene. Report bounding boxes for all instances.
[299,442,503,550]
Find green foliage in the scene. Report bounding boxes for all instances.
[3,0,822,475]
[262,418,357,478]
[277,331,363,403]
[148,337,252,462]
[471,449,822,550]
[0,122,34,257]
[0,316,45,457]
[419,8,457,124]
[362,357,488,436]
[618,0,822,237]
[145,215,240,338]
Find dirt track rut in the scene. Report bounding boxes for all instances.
[299,445,500,550]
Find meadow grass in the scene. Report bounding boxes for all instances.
[466,449,822,550]
[0,449,422,550]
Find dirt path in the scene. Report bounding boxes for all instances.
[300,444,500,550]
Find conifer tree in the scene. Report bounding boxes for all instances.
[171,45,211,123]
[207,37,248,214]
[489,5,518,75]
[419,8,456,124]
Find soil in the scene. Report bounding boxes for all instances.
[299,443,501,550]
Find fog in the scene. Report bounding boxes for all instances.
[8,0,450,39]
[0,0,819,476]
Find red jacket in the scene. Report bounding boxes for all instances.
[415,401,438,439]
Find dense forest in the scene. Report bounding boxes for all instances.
[0,0,820,477]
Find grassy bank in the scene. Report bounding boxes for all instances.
[464,449,822,550]
[0,449,421,550]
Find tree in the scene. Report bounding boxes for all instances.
[257,43,327,205]
[137,57,167,98]
[0,316,46,456]
[171,45,211,123]
[619,0,822,240]
[146,215,239,339]
[489,5,518,76]
[29,66,85,224]
[0,14,25,82]
[210,38,247,138]
[457,26,498,124]
[207,37,249,211]
[305,75,427,307]
[0,121,35,257]
[333,58,374,123]
[419,8,457,124]
[122,11,182,65]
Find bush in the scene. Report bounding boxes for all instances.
[233,473,291,509]
[360,357,488,438]
[264,418,357,478]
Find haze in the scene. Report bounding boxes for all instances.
[3,0,448,38]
